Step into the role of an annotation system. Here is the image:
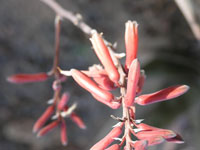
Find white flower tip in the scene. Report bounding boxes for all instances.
[112,122,122,128]
[113,137,122,141]
[135,119,144,124]
[47,98,54,104]
[133,128,143,133]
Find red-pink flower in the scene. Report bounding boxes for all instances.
[136,129,176,140]
[91,93,121,109]
[7,72,48,84]
[57,92,70,110]
[71,69,118,108]
[37,120,59,137]
[125,59,140,107]
[90,30,120,83]
[133,140,148,150]
[71,112,86,129]
[90,123,124,150]
[60,120,68,146]
[125,21,138,71]
[166,133,184,144]
[143,136,165,146]
[135,85,189,105]
[93,75,116,91]
[33,105,55,133]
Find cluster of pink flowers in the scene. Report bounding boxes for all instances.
[7,67,86,146]
[7,20,189,149]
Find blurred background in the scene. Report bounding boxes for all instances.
[0,0,200,150]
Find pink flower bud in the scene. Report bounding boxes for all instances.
[125,21,138,71]
[91,93,121,109]
[105,144,120,150]
[166,133,184,144]
[135,123,160,131]
[145,136,165,146]
[7,72,48,84]
[37,120,59,137]
[125,59,140,107]
[93,75,116,91]
[70,112,86,129]
[133,140,148,150]
[136,129,176,140]
[90,123,124,150]
[60,120,68,146]
[135,85,189,105]
[57,92,70,110]
[33,105,55,133]
[71,69,114,103]
[90,31,120,83]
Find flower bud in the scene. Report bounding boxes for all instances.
[93,75,116,91]
[125,21,138,71]
[7,72,48,84]
[166,133,184,144]
[71,69,114,103]
[90,123,124,150]
[33,105,55,133]
[90,30,120,83]
[71,112,86,129]
[57,92,70,110]
[135,123,160,131]
[37,120,59,137]
[91,93,121,109]
[125,59,140,107]
[133,140,148,150]
[135,85,189,105]
[144,136,164,146]
[60,120,68,146]
[136,129,176,140]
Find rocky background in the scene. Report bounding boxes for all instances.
[0,0,200,150]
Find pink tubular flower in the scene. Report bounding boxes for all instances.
[144,136,165,146]
[166,133,184,144]
[37,120,59,137]
[125,59,140,107]
[90,123,124,150]
[60,120,68,146]
[125,21,138,71]
[133,140,148,150]
[93,75,116,91]
[70,112,86,129]
[135,123,160,131]
[33,105,55,133]
[91,93,121,109]
[136,129,176,140]
[90,30,120,83]
[7,72,48,84]
[135,123,184,145]
[135,85,189,105]
[105,144,120,150]
[57,92,70,110]
[71,69,114,103]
